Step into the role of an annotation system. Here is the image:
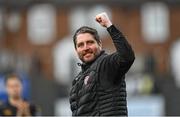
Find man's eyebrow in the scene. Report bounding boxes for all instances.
[87,40,95,43]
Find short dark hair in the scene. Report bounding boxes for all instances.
[4,73,22,85]
[73,26,101,49]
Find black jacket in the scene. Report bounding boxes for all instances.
[69,25,135,116]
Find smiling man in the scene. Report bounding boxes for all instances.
[69,12,135,116]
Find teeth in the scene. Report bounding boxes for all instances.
[84,53,91,56]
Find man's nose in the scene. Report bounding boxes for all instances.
[83,43,89,50]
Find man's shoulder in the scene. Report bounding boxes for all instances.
[0,101,14,116]
[0,102,7,112]
[0,101,16,111]
[0,101,8,108]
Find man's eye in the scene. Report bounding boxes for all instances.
[77,43,83,47]
[88,41,94,44]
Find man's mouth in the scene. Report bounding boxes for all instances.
[84,53,92,57]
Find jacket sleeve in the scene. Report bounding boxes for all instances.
[100,25,135,82]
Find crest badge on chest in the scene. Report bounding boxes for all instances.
[84,75,90,85]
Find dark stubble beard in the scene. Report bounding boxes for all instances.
[80,49,101,63]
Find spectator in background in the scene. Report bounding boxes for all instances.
[0,73,40,116]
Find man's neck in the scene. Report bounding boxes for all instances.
[9,97,23,106]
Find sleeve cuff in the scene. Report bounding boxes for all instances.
[107,25,121,37]
[107,25,119,34]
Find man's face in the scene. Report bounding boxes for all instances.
[6,77,22,99]
[75,33,102,63]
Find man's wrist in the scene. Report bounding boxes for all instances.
[107,24,114,31]
[106,22,112,28]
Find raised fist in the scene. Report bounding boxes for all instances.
[95,12,112,28]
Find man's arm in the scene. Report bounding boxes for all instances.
[95,12,135,81]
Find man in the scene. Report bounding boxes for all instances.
[69,12,135,116]
[0,73,40,116]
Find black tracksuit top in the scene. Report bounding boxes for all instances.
[70,25,135,116]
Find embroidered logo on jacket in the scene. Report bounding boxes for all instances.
[84,76,90,85]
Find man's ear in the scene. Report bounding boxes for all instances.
[98,41,102,50]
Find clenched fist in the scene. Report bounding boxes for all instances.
[95,12,112,28]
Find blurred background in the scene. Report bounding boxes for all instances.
[0,0,180,116]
